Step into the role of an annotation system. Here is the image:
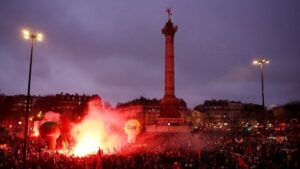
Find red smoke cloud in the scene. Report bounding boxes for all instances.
[70,97,139,156]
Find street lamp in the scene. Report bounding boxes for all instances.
[22,29,43,169]
[252,58,269,108]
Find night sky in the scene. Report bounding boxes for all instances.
[0,0,299,108]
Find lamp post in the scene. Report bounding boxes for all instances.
[252,58,269,108]
[22,29,43,169]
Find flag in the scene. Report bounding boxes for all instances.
[236,155,248,169]
[95,148,103,169]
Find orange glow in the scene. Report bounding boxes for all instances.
[71,98,125,157]
[33,127,39,137]
[32,122,40,137]
[37,111,42,118]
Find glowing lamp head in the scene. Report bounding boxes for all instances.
[252,58,270,65]
[36,33,43,41]
[22,29,30,40]
[253,60,259,65]
[22,29,44,42]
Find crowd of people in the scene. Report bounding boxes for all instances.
[0,123,299,169]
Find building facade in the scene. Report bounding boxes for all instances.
[194,100,243,124]
[116,96,190,127]
[0,93,95,121]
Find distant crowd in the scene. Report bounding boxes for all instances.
[0,122,299,169]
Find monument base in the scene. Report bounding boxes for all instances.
[160,95,180,117]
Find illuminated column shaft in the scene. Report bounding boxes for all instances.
[165,36,174,97]
[162,20,177,99]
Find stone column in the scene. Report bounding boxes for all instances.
[162,19,177,99]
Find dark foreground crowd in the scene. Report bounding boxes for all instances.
[0,127,299,169]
